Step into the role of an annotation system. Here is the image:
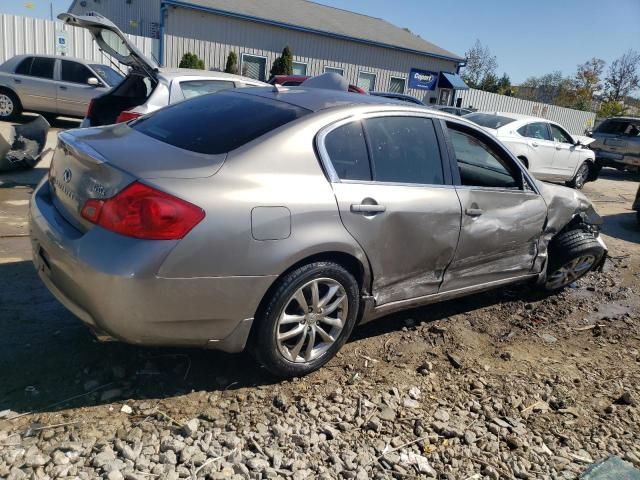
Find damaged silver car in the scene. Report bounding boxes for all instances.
[30,85,607,377]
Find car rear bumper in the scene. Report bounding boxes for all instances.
[594,150,640,168]
[29,180,276,352]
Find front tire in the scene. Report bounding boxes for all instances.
[567,162,590,189]
[252,262,360,378]
[0,90,22,121]
[543,230,605,291]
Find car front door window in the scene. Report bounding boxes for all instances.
[61,60,94,84]
[448,126,521,189]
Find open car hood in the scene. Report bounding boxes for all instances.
[57,12,158,74]
[573,135,596,147]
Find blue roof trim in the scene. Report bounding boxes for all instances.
[161,0,465,64]
[439,72,469,90]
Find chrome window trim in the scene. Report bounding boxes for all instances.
[315,110,451,188]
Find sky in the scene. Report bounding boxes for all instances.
[2,0,639,85]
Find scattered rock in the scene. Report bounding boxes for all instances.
[447,352,463,369]
[120,404,133,414]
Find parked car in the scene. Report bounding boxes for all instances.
[370,91,424,105]
[464,112,597,189]
[31,86,607,377]
[589,116,640,173]
[270,75,367,94]
[58,12,268,126]
[434,106,475,116]
[0,54,123,120]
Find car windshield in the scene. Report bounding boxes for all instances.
[464,113,516,129]
[89,64,124,86]
[132,91,311,154]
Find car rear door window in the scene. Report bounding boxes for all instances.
[518,122,551,140]
[179,80,235,99]
[464,113,516,129]
[29,57,55,79]
[447,124,521,189]
[363,116,444,185]
[132,91,310,154]
[549,124,574,144]
[15,57,33,75]
[61,60,94,84]
[324,121,371,181]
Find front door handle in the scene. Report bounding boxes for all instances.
[59,86,67,90]
[351,204,386,214]
[465,208,483,217]
[13,78,21,83]
[530,141,538,147]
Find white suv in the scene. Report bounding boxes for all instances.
[464,112,597,189]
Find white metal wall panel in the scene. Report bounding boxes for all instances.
[0,13,158,69]
[163,8,460,103]
[457,89,596,134]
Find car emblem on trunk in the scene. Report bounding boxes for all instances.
[63,169,72,183]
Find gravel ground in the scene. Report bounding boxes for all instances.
[1,122,639,480]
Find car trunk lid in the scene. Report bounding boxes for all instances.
[49,126,226,230]
[57,12,158,75]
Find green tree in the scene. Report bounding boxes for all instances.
[269,46,294,77]
[479,72,499,93]
[598,99,627,118]
[224,51,238,74]
[179,52,205,70]
[496,73,514,96]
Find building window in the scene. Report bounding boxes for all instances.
[389,76,406,94]
[292,61,307,76]
[324,66,344,76]
[241,54,267,81]
[357,71,376,92]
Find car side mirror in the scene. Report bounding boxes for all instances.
[87,77,100,87]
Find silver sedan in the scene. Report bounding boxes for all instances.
[30,85,607,377]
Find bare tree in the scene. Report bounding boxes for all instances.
[604,49,640,101]
[461,40,498,88]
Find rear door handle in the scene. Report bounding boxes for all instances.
[465,208,483,217]
[59,86,67,90]
[351,204,386,214]
[13,78,21,83]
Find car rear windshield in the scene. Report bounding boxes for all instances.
[464,113,516,129]
[131,92,310,154]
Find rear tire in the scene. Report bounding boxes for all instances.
[0,89,22,121]
[543,230,605,291]
[251,262,360,378]
[566,162,590,189]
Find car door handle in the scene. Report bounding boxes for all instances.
[13,78,21,83]
[530,142,538,147]
[351,204,386,214]
[59,86,67,90]
[465,208,483,217]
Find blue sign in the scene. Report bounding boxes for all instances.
[408,69,438,90]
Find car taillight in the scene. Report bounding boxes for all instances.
[80,181,205,240]
[115,110,142,123]
[86,98,96,118]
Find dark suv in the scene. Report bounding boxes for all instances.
[590,117,640,173]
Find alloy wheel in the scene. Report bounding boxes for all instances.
[545,255,596,290]
[276,278,348,363]
[574,163,589,189]
[0,93,14,117]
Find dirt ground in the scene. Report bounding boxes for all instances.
[0,117,639,479]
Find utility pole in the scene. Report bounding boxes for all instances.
[50,2,53,21]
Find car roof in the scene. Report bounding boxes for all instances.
[9,53,105,65]
[157,68,267,84]
[229,86,467,122]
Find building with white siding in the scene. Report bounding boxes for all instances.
[68,0,468,105]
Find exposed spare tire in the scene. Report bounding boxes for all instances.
[0,115,50,172]
[543,230,606,291]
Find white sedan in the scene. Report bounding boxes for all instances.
[464,112,597,189]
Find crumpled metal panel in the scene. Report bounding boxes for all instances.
[0,115,49,172]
